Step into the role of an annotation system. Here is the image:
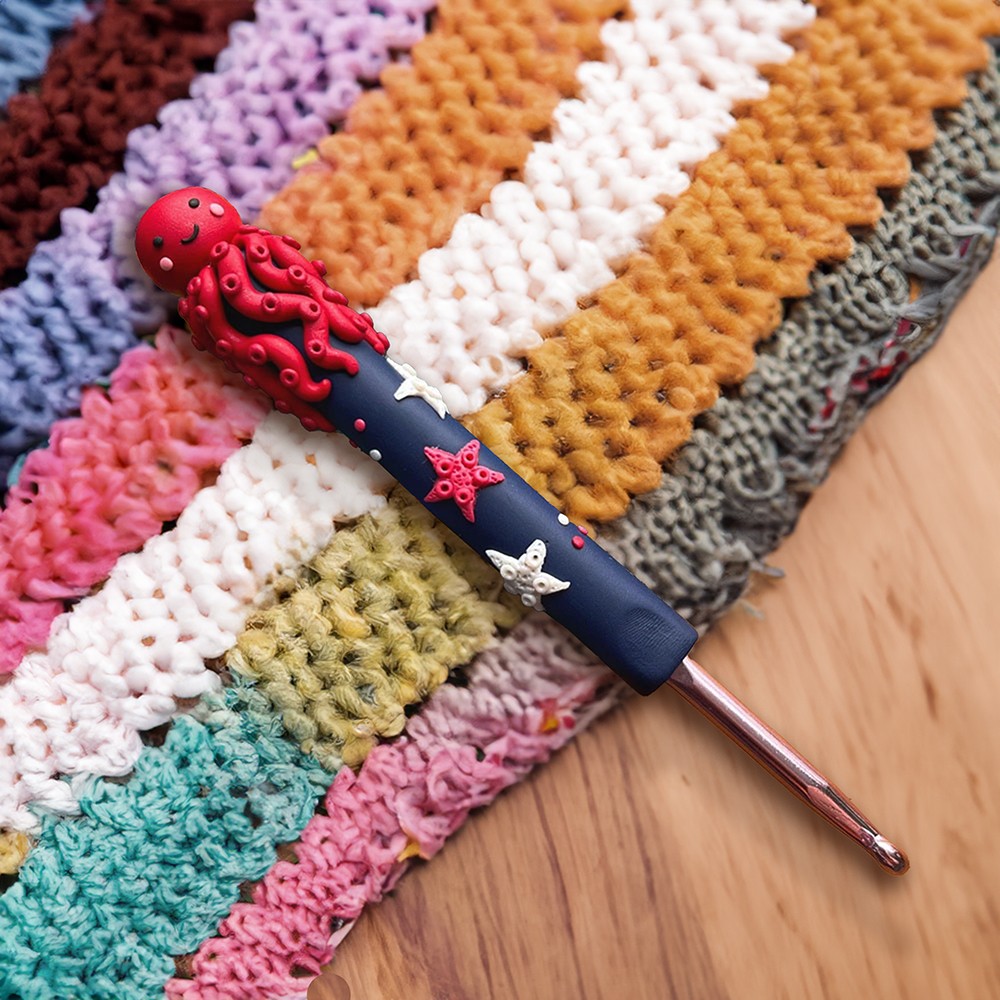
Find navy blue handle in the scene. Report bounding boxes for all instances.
[286,331,697,695]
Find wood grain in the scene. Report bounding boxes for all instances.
[310,249,1000,1000]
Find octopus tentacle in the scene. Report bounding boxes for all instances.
[177,228,394,431]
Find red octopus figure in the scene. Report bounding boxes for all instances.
[135,187,388,431]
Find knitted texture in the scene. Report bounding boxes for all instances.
[259,0,626,307]
[0,830,30,876]
[0,2,998,997]
[348,0,816,416]
[0,422,389,832]
[0,679,333,1000]
[0,0,818,833]
[176,617,620,1000]
[466,0,999,522]
[0,0,433,489]
[0,0,254,289]
[0,0,90,108]
[599,82,1000,625]
[168,55,1000,994]
[0,328,268,674]
[229,492,523,770]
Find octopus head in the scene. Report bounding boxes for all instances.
[136,187,243,295]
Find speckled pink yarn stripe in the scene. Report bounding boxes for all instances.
[0,328,267,674]
[169,618,618,999]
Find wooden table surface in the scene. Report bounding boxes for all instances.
[311,250,1000,1000]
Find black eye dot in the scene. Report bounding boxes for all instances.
[152,236,163,248]
[188,197,200,208]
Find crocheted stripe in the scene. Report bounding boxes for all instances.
[597,61,1000,625]
[0,0,90,108]
[0,328,268,675]
[259,0,626,307]
[229,492,524,771]
[176,617,619,1000]
[168,61,1000,993]
[0,680,333,1000]
[365,0,814,417]
[0,0,433,488]
[0,425,391,832]
[466,0,1000,522]
[0,0,810,832]
[0,0,254,289]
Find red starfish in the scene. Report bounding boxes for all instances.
[423,440,504,521]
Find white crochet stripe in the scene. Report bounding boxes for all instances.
[0,429,391,827]
[0,0,812,833]
[372,0,815,415]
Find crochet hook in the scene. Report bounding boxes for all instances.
[135,187,908,875]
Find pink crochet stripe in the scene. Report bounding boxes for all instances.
[168,618,622,999]
[0,327,267,673]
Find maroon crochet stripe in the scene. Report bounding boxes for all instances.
[0,0,253,289]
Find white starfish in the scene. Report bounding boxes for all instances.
[387,356,449,418]
[485,539,570,609]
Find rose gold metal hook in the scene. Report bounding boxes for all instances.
[667,656,909,875]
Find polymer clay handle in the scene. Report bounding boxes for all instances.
[135,188,697,694]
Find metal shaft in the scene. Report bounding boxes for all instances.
[667,657,909,875]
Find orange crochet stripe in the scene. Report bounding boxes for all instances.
[467,0,1000,522]
[259,0,622,307]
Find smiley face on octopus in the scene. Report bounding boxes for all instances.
[135,187,242,295]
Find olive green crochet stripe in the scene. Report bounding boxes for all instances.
[229,493,525,769]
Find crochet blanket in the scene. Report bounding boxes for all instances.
[0,1,998,997]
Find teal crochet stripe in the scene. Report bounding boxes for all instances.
[0,680,331,1000]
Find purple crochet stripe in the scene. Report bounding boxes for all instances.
[0,0,434,489]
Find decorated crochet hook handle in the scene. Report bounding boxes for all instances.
[136,187,908,875]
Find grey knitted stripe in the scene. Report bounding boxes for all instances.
[598,47,1000,630]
